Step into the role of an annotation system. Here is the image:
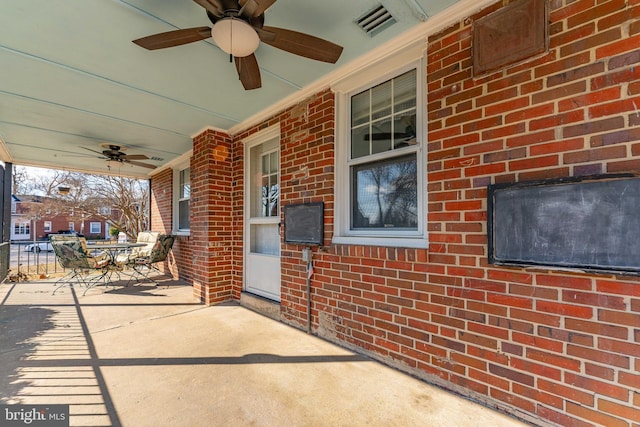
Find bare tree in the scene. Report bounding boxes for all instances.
[80,175,149,239]
[12,167,31,194]
[13,167,149,239]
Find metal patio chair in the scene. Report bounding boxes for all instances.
[50,234,110,295]
[125,234,176,286]
[114,231,159,265]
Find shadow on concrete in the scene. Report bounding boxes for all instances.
[21,352,367,368]
[0,304,56,403]
[1,283,122,425]
[0,280,366,426]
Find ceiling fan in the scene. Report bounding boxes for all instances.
[132,0,344,90]
[81,144,157,169]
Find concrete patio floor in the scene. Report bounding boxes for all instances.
[0,277,531,427]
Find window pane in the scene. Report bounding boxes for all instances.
[393,110,417,149]
[351,91,369,127]
[394,69,417,112]
[352,154,418,230]
[350,68,418,160]
[180,168,191,199]
[178,200,190,229]
[371,79,392,121]
[351,125,370,159]
[371,116,393,155]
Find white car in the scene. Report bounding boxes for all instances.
[24,242,53,252]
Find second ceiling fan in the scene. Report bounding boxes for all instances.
[133,0,344,90]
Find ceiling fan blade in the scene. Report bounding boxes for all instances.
[123,154,149,161]
[261,26,343,63]
[254,27,276,42]
[126,160,157,169]
[235,54,262,90]
[239,0,277,18]
[193,0,224,17]
[133,27,211,50]
[80,146,106,156]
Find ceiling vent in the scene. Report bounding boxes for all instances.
[356,4,397,37]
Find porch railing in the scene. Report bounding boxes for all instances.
[8,240,114,281]
[9,241,66,280]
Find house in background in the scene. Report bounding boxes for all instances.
[11,194,118,241]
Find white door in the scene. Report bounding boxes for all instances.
[244,135,281,301]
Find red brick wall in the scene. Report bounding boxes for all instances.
[150,130,234,301]
[150,168,172,233]
[175,0,640,424]
[232,92,336,320]
[150,168,187,280]
[191,129,234,304]
[424,0,639,424]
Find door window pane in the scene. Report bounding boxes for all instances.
[250,224,279,255]
[259,151,279,218]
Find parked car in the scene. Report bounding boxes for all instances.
[46,230,84,238]
[24,242,53,252]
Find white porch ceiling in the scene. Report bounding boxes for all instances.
[0,0,464,178]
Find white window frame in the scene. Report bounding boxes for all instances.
[14,221,30,236]
[90,222,101,234]
[173,160,191,236]
[332,47,427,248]
[68,222,74,231]
[43,221,52,233]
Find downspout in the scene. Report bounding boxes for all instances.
[303,247,312,334]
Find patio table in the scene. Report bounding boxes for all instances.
[89,242,146,259]
[87,242,147,287]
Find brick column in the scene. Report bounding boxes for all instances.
[191,129,233,304]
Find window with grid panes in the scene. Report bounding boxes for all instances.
[333,61,426,248]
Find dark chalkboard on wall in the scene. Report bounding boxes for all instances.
[488,174,640,275]
[284,202,324,245]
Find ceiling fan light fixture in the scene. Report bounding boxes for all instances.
[211,18,259,57]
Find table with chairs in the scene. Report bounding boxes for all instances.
[49,232,176,295]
